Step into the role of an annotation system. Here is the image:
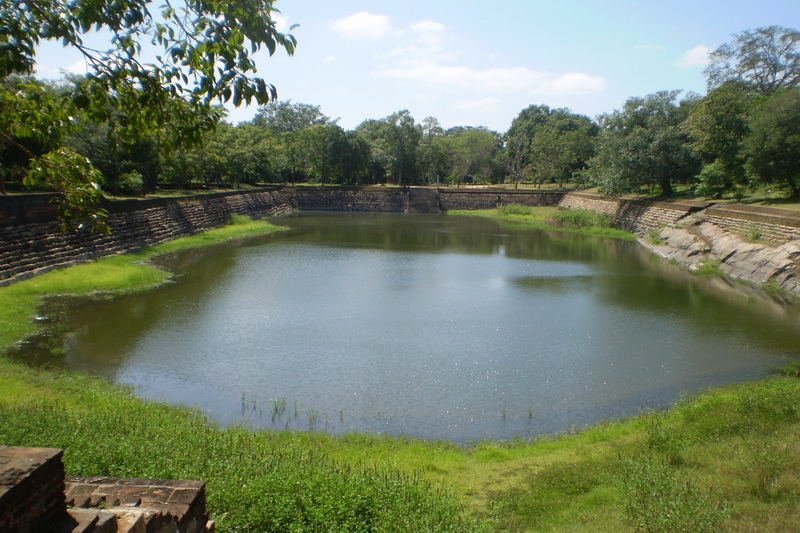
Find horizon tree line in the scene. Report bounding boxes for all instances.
[3,22,800,221]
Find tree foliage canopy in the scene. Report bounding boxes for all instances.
[506,105,596,188]
[585,91,700,197]
[744,87,800,197]
[251,100,333,132]
[1,0,295,229]
[705,26,800,96]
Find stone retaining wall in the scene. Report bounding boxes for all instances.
[284,187,408,212]
[557,192,710,234]
[699,204,800,243]
[2,188,800,286]
[0,189,291,285]
[438,189,563,210]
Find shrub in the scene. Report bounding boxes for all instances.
[643,410,687,466]
[550,209,612,229]
[117,170,144,194]
[740,440,789,500]
[496,203,532,216]
[620,454,729,533]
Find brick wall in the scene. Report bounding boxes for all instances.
[0,447,66,533]
[0,447,214,533]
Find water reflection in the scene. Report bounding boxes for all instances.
[10,213,800,443]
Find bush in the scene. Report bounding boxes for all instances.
[117,170,144,194]
[621,454,729,533]
[740,440,789,500]
[550,209,612,229]
[643,410,687,465]
[496,203,532,216]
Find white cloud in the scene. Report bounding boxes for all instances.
[376,64,605,96]
[551,72,606,93]
[454,97,501,111]
[676,45,710,66]
[411,19,445,33]
[332,12,391,40]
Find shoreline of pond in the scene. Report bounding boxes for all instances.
[3,212,800,530]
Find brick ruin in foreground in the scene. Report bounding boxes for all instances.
[0,446,214,533]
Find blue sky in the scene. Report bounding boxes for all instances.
[35,0,800,133]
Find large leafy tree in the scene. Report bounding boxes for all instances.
[586,91,700,197]
[1,0,295,228]
[417,117,448,185]
[251,100,333,132]
[683,82,761,196]
[505,104,596,188]
[744,87,800,198]
[356,111,421,185]
[442,127,502,185]
[705,26,800,96]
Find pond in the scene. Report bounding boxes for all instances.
[17,213,800,442]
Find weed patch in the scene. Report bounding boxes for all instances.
[546,209,613,229]
[496,203,532,216]
[620,454,729,532]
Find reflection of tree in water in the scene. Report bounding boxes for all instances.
[8,241,247,376]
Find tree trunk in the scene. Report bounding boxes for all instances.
[788,176,799,198]
[660,177,674,196]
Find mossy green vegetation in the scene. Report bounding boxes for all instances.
[449,205,637,241]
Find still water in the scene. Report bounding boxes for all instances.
[23,213,800,442]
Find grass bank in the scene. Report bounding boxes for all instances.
[2,355,799,531]
[2,213,800,531]
[448,204,637,241]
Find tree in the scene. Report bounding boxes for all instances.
[418,117,448,185]
[252,100,333,132]
[744,87,800,197]
[505,104,596,188]
[356,111,421,185]
[683,82,761,196]
[585,91,700,197]
[526,110,597,188]
[705,26,800,96]
[1,0,296,229]
[442,127,502,185]
[64,119,160,195]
